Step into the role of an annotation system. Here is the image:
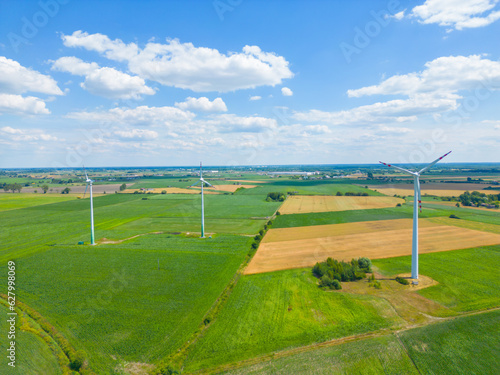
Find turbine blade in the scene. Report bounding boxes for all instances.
[188,180,201,188]
[204,181,215,188]
[83,165,89,180]
[418,151,452,174]
[83,183,88,198]
[379,161,415,175]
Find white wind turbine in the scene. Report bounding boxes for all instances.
[379,151,451,281]
[188,162,216,238]
[83,167,95,245]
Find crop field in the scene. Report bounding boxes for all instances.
[238,181,380,196]
[0,193,77,212]
[1,234,252,373]
[183,268,401,372]
[221,310,500,375]
[399,309,500,374]
[0,303,62,374]
[373,245,500,312]
[123,187,220,194]
[246,219,500,274]
[279,195,404,214]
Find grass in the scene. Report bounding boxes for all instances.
[0,193,77,212]
[238,181,380,196]
[373,245,500,313]
[0,304,62,375]
[3,234,251,373]
[399,309,500,375]
[221,310,500,375]
[183,268,400,372]
[220,334,418,375]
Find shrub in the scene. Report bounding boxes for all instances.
[449,214,460,219]
[336,191,344,196]
[358,257,372,272]
[267,192,286,202]
[331,279,342,290]
[161,190,167,194]
[254,234,262,242]
[395,276,409,285]
[251,242,258,249]
[396,203,402,207]
[276,211,281,215]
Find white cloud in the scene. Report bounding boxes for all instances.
[250,95,262,101]
[377,125,413,134]
[175,97,227,112]
[281,87,293,96]
[0,94,50,115]
[67,105,195,126]
[114,129,158,140]
[393,10,406,20]
[52,56,155,99]
[348,55,500,99]
[0,56,63,95]
[411,0,500,30]
[61,31,294,92]
[0,126,57,141]
[205,114,278,133]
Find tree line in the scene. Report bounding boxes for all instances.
[313,257,372,290]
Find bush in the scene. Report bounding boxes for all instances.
[336,191,343,196]
[142,197,148,200]
[251,242,258,249]
[267,192,286,202]
[369,280,382,289]
[396,203,402,207]
[331,279,342,290]
[449,214,460,219]
[161,190,167,194]
[313,257,370,284]
[254,234,262,242]
[276,211,281,215]
[395,276,409,285]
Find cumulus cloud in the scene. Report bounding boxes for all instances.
[52,56,155,99]
[411,0,500,30]
[0,56,63,96]
[0,94,50,115]
[205,114,278,133]
[281,87,293,96]
[61,31,294,92]
[67,105,195,126]
[0,126,57,141]
[114,129,158,140]
[250,95,262,101]
[175,97,227,112]
[347,55,500,99]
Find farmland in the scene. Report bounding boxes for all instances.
[0,166,499,374]
[246,219,500,274]
[279,195,404,214]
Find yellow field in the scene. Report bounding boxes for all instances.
[245,218,500,274]
[371,187,491,197]
[279,195,405,214]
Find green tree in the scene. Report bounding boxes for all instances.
[62,187,71,194]
[120,183,127,191]
[42,184,49,194]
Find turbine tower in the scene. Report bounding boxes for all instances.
[83,167,95,245]
[379,151,451,281]
[188,162,215,238]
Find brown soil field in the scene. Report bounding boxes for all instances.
[279,195,405,214]
[245,219,500,274]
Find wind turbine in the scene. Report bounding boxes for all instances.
[379,151,451,282]
[83,167,95,245]
[188,162,215,238]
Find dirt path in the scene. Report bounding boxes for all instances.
[98,231,164,244]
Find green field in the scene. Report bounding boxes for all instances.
[0,193,77,212]
[399,309,500,375]
[239,181,380,196]
[3,234,251,373]
[222,310,500,375]
[373,246,500,313]
[183,268,401,372]
[0,304,62,375]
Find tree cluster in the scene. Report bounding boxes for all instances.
[2,183,22,193]
[336,191,369,196]
[266,192,286,202]
[459,191,500,208]
[313,257,372,290]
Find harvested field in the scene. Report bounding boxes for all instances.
[245,219,500,274]
[279,195,404,214]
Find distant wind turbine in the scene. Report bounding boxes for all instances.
[83,167,95,245]
[188,162,216,238]
[379,151,451,281]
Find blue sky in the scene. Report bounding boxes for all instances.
[1,0,500,168]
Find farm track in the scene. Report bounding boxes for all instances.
[188,306,500,375]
